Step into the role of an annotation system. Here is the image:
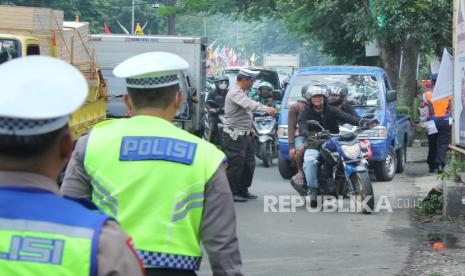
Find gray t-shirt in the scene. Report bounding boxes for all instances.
[224,84,267,130]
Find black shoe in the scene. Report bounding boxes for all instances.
[233,195,248,202]
[243,192,258,199]
[437,165,445,174]
[429,168,437,173]
[290,179,308,196]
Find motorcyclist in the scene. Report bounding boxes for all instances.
[327,82,358,117]
[254,81,281,109]
[206,75,229,145]
[298,84,366,206]
[291,82,360,193]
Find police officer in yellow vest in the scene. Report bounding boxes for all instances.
[61,52,243,276]
[0,56,144,275]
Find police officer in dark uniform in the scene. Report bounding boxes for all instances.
[223,69,278,202]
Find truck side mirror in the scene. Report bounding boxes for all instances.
[272,89,283,101]
[387,90,397,102]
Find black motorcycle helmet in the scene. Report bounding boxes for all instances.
[328,82,348,106]
[214,75,230,91]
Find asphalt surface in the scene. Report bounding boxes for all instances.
[199,151,426,276]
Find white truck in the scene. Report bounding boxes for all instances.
[90,34,207,135]
[263,54,300,87]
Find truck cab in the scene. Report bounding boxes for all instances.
[0,34,40,64]
[277,66,413,181]
[0,32,107,140]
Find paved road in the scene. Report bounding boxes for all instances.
[199,156,425,276]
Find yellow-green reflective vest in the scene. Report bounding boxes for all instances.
[0,186,111,276]
[83,115,225,270]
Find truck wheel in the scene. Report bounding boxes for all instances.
[396,144,407,173]
[374,146,397,181]
[278,156,296,179]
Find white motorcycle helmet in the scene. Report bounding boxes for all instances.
[301,84,330,100]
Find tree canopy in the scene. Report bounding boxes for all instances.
[0,0,453,109]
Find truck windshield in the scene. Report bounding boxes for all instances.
[0,39,20,65]
[285,74,380,108]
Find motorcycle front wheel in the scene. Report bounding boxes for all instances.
[350,171,374,214]
[260,142,272,168]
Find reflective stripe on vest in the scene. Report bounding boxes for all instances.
[0,186,111,275]
[83,115,225,270]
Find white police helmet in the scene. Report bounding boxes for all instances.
[0,56,88,135]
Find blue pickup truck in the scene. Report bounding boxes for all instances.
[277,66,413,182]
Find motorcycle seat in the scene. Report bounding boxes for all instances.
[339,132,356,141]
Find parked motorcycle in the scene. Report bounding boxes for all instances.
[305,116,377,214]
[253,111,278,168]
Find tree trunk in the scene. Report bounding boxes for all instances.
[398,37,419,108]
[378,42,401,90]
[168,15,176,35]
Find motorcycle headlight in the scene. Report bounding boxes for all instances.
[277,125,288,138]
[256,122,273,134]
[357,126,388,140]
[341,144,361,159]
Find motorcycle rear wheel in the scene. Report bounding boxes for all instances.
[350,172,374,214]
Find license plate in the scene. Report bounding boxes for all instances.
[255,116,273,122]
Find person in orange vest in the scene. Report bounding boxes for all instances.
[420,74,452,173]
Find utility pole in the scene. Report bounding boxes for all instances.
[131,0,135,34]
[167,0,176,35]
[203,11,207,37]
[168,15,176,35]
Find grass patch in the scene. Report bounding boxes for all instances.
[415,194,443,216]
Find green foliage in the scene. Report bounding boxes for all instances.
[396,105,410,115]
[439,158,465,183]
[1,0,453,76]
[176,15,331,66]
[0,0,167,34]
[416,194,443,216]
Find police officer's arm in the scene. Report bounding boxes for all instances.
[200,166,243,276]
[98,220,145,276]
[61,135,92,198]
[61,137,145,275]
[333,106,361,126]
[229,89,268,112]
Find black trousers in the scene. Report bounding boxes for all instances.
[427,132,438,169]
[222,132,255,195]
[146,268,197,276]
[427,120,451,169]
[435,119,452,166]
